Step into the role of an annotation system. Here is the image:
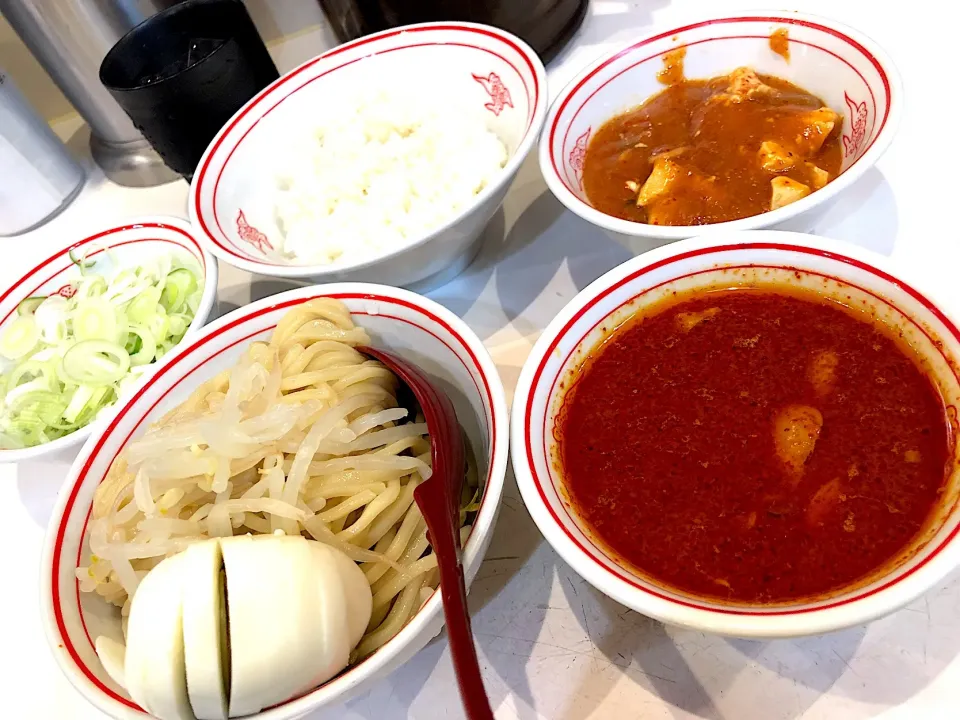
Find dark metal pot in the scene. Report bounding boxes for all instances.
[317,0,589,62]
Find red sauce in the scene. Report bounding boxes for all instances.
[557,288,951,604]
[769,28,790,62]
[581,69,842,226]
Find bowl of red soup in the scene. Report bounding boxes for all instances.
[512,231,960,637]
[539,13,901,254]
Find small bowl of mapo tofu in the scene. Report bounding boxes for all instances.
[539,13,902,253]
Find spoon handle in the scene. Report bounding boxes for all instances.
[358,346,494,718]
[415,482,495,720]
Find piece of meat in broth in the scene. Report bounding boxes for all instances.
[727,67,776,101]
[773,404,824,480]
[806,477,844,527]
[640,162,725,225]
[676,307,720,333]
[807,349,839,396]
[806,163,830,189]
[793,107,840,156]
[770,176,811,210]
[758,141,799,173]
[636,157,682,207]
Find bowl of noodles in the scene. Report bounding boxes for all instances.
[40,284,509,719]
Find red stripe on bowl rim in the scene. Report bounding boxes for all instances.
[548,15,893,193]
[524,242,960,617]
[0,222,207,328]
[52,292,499,713]
[192,24,541,264]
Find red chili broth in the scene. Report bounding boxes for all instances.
[556,288,951,604]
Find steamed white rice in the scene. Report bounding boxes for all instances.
[274,87,509,266]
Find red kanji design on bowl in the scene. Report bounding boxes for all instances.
[56,284,76,299]
[472,72,514,116]
[842,92,868,158]
[568,127,591,189]
[236,210,273,253]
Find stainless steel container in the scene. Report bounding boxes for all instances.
[0,68,84,234]
[0,0,181,186]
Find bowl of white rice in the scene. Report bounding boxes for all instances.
[189,22,547,290]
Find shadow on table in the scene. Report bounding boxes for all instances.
[462,465,556,715]
[546,569,960,720]
[472,536,559,717]
[468,467,545,611]
[250,276,309,303]
[548,578,864,720]
[430,190,633,339]
[305,637,447,720]
[15,447,78,528]
[493,191,634,325]
[738,572,960,711]
[811,167,899,256]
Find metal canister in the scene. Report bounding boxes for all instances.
[0,0,181,186]
[0,68,84,235]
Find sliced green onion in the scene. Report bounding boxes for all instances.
[6,360,45,396]
[63,385,96,424]
[168,313,189,340]
[4,379,53,409]
[127,287,162,324]
[160,268,198,313]
[147,308,169,344]
[125,324,158,366]
[0,316,40,360]
[0,255,203,449]
[61,340,130,385]
[69,247,97,272]
[17,296,47,316]
[75,275,106,301]
[34,296,69,344]
[22,390,69,425]
[73,298,117,342]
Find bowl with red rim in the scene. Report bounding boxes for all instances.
[539,12,902,254]
[511,230,960,637]
[0,217,217,464]
[40,283,509,719]
[188,22,547,291]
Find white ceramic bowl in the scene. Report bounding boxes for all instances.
[0,217,217,464]
[189,22,547,290]
[512,231,960,638]
[41,283,509,719]
[539,12,902,254]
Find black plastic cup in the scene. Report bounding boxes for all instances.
[99,0,279,180]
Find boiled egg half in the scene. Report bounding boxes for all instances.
[94,534,372,719]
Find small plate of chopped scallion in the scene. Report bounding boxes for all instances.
[0,223,214,458]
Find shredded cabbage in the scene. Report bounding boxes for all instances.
[0,253,203,449]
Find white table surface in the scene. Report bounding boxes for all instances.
[4,1,959,718]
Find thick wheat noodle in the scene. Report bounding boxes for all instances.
[316,490,378,522]
[335,478,401,542]
[362,480,418,544]
[363,507,423,584]
[279,387,336,405]
[353,575,426,661]
[78,298,477,668]
[307,480,388,501]
[280,363,378,392]
[371,554,439,609]
[371,525,431,602]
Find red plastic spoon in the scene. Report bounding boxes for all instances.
[360,346,494,720]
